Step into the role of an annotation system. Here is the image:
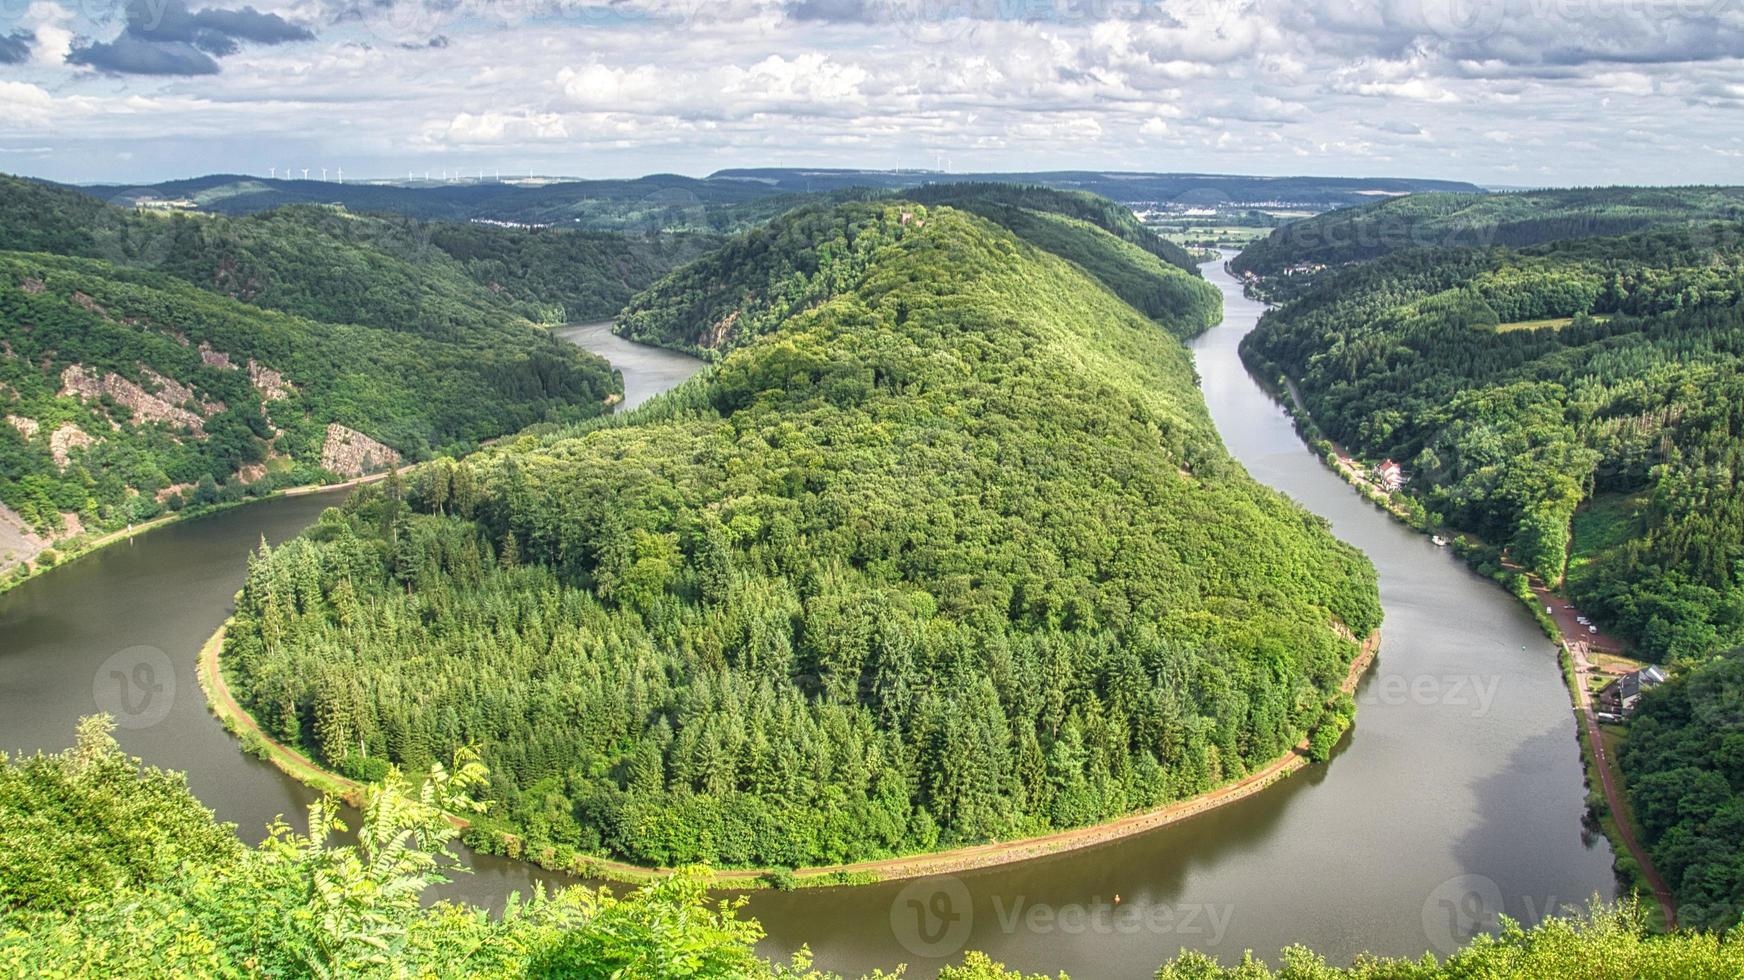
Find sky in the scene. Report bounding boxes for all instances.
[1,0,1742,186]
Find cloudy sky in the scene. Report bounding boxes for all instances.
[2,0,1742,185]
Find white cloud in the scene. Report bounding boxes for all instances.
[3,0,1743,183]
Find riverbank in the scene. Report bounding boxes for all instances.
[0,466,416,599]
[200,615,1379,889]
[1233,274,1675,929]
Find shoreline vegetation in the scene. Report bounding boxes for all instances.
[0,465,415,598]
[200,615,1380,889]
[1233,270,1677,928]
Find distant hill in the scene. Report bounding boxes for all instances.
[1233,186,1744,279]
[72,173,803,233]
[710,168,1481,206]
[64,170,1484,233]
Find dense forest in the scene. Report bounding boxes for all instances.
[0,175,625,547]
[617,187,1221,356]
[896,183,1200,273]
[1,174,714,327]
[4,718,1741,977]
[1621,651,1744,931]
[75,171,809,231]
[1241,224,1744,663]
[222,201,1379,872]
[75,170,1479,229]
[1234,187,1744,280]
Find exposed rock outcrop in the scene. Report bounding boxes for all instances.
[319,423,400,478]
[199,343,237,370]
[59,364,207,435]
[6,414,38,440]
[49,422,97,469]
[248,359,294,401]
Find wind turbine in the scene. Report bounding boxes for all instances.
[335,166,343,184]
[268,166,276,179]
[321,167,328,182]
[301,168,309,180]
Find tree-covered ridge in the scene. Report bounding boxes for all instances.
[896,183,1200,273]
[6,720,1743,978]
[421,222,722,324]
[72,171,807,232]
[0,174,713,332]
[0,250,615,536]
[617,191,1219,356]
[1621,651,1744,931]
[1234,186,1744,279]
[224,202,1379,872]
[1241,224,1744,663]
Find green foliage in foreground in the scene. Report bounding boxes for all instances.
[1621,651,1744,931]
[1153,903,1744,978]
[224,202,1377,872]
[1242,224,1744,663]
[5,720,1742,978]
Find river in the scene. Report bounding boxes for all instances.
[0,272,1615,976]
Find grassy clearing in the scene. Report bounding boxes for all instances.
[1568,492,1649,584]
[1497,313,1613,333]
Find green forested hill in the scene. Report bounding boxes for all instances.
[1234,186,1744,279]
[898,183,1200,273]
[0,175,714,329]
[617,190,1220,356]
[223,201,1378,871]
[0,250,615,536]
[1242,225,1744,664]
[5,718,1741,977]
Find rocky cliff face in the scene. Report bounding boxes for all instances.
[59,365,209,435]
[319,424,401,478]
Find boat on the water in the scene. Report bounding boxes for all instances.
[1431,535,1448,547]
